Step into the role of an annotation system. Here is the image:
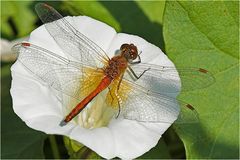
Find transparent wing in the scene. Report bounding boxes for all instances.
[13,42,104,101]
[35,3,109,68]
[125,63,215,94]
[117,78,199,124]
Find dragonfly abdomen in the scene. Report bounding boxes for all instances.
[60,76,112,126]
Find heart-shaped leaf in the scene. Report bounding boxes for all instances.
[163,1,239,159]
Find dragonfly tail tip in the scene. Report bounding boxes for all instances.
[59,119,67,127]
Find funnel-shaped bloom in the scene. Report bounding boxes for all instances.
[11,16,180,159]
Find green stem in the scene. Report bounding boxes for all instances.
[49,135,61,159]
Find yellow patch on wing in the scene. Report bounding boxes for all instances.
[79,67,105,99]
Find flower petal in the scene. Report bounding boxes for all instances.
[109,119,172,159]
[69,126,115,159]
[71,16,117,52]
[11,62,75,134]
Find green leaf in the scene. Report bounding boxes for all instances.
[140,139,171,159]
[1,63,47,159]
[163,1,239,159]
[1,1,36,38]
[136,1,165,24]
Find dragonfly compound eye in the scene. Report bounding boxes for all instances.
[120,43,138,60]
[120,43,129,51]
[129,44,138,60]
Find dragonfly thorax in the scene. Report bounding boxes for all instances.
[104,56,128,79]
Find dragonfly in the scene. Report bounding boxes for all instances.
[13,3,215,126]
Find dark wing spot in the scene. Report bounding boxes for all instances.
[186,104,195,110]
[199,68,208,73]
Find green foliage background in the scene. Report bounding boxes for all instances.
[1,1,239,159]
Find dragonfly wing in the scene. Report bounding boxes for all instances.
[107,77,199,123]
[126,63,215,94]
[13,42,104,101]
[121,84,180,123]
[35,3,109,68]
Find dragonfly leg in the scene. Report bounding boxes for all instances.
[115,99,121,118]
[114,89,122,119]
[129,55,141,64]
[128,66,151,80]
[107,85,121,118]
[115,75,124,118]
[128,54,150,79]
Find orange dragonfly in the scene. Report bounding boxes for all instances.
[13,3,215,126]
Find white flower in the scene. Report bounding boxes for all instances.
[11,16,180,159]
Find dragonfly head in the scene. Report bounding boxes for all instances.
[120,43,138,61]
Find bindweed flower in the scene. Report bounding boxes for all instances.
[11,16,180,159]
